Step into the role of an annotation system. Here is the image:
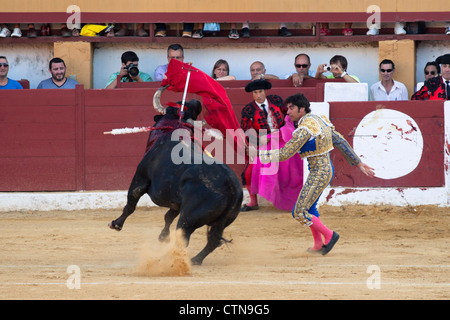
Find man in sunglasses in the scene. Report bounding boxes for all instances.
[0,56,23,90]
[415,62,440,93]
[370,59,408,101]
[285,53,316,87]
[412,54,450,100]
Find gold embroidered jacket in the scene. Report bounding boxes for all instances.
[259,113,361,166]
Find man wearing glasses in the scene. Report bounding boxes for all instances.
[412,54,450,101]
[285,53,316,87]
[370,59,408,101]
[154,44,185,82]
[0,56,23,90]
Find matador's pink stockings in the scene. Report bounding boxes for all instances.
[309,216,333,250]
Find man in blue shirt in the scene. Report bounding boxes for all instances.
[0,56,23,89]
[37,57,79,89]
[154,44,184,82]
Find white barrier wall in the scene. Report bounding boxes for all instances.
[324,82,369,102]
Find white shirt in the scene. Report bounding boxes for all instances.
[370,80,409,101]
[444,77,450,98]
[256,99,274,131]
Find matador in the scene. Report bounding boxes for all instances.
[259,93,375,255]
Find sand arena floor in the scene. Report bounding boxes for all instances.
[0,204,449,300]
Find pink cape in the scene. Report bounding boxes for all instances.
[251,118,303,211]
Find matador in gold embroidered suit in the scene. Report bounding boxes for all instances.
[259,93,375,255]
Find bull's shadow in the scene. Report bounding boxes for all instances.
[109,91,243,265]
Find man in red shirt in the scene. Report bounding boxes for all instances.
[412,53,450,100]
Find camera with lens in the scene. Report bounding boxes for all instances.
[323,65,331,71]
[125,63,139,78]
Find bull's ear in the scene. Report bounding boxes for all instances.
[165,106,179,116]
[154,115,163,122]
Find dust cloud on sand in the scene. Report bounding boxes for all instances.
[135,229,192,277]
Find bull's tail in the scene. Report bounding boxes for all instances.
[207,226,233,246]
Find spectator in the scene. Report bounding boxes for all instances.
[316,55,360,83]
[0,24,22,38]
[154,23,195,37]
[191,23,239,39]
[367,22,407,36]
[192,23,206,39]
[412,53,450,100]
[370,59,408,101]
[0,56,23,89]
[320,23,353,36]
[416,61,441,92]
[250,61,279,80]
[229,23,239,39]
[115,23,148,37]
[60,23,73,37]
[211,59,236,80]
[105,51,152,89]
[240,79,303,211]
[27,24,37,38]
[284,53,316,87]
[154,44,184,82]
[37,58,79,89]
[240,22,292,37]
[40,24,52,36]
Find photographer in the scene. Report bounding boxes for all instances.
[315,55,359,83]
[105,51,152,89]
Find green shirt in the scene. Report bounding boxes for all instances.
[326,74,360,82]
[105,71,153,88]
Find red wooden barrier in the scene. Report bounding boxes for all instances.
[0,89,78,191]
[0,84,446,192]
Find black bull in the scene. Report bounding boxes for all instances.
[109,102,243,265]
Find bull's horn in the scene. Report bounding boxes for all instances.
[186,119,208,127]
[153,85,169,114]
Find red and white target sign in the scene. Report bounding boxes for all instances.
[330,100,444,188]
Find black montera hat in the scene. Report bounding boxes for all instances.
[245,79,272,92]
[436,54,450,65]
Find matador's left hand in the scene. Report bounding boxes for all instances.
[357,162,375,178]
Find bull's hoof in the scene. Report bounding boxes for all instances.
[191,257,203,265]
[158,233,170,243]
[108,221,122,231]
